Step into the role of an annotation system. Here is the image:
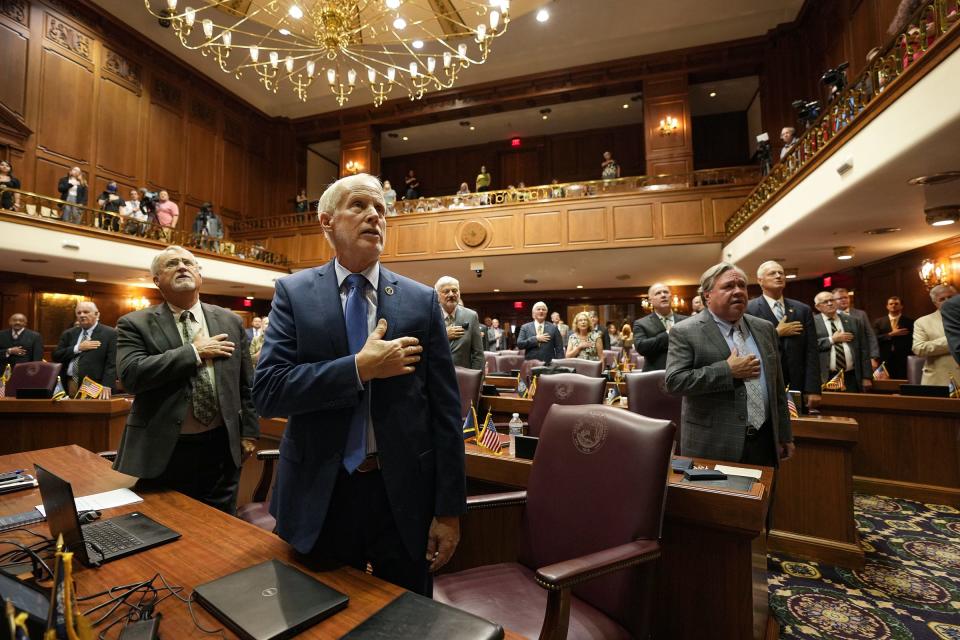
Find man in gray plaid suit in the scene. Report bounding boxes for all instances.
[665,262,793,467]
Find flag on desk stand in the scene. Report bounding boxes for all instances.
[949,376,960,399]
[77,376,104,400]
[822,370,846,392]
[6,599,31,640]
[52,378,67,402]
[0,363,10,398]
[516,373,527,397]
[872,361,890,381]
[478,408,501,454]
[785,388,799,418]
[462,402,478,441]
[44,535,93,640]
[526,376,538,399]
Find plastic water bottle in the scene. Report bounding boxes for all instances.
[508,413,523,456]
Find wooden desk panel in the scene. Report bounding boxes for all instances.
[0,446,522,639]
[0,398,130,455]
[820,392,960,505]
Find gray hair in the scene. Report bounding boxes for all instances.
[699,262,747,295]
[317,173,383,222]
[76,300,98,313]
[814,291,835,305]
[781,127,796,136]
[648,282,670,297]
[756,260,783,279]
[930,284,957,302]
[532,301,547,312]
[150,245,198,277]
[434,276,460,292]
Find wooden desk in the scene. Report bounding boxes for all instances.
[0,446,522,639]
[0,398,130,455]
[820,392,960,505]
[870,378,907,394]
[769,416,862,569]
[455,444,775,640]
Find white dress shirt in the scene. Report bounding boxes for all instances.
[167,301,222,434]
[821,314,854,372]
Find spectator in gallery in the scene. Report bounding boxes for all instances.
[0,160,21,212]
[780,127,797,160]
[607,321,623,348]
[549,178,564,199]
[250,316,270,364]
[565,312,602,361]
[97,181,124,232]
[457,182,471,197]
[58,166,88,224]
[888,0,922,35]
[138,188,157,225]
[475,165,491,192]
[204,204,224,252]
[155,190,179,242]
[601,151,620,179]
[124,189,147,236]
[192,203,210,240]
[295,188,308,213]
[589,310,610,349]
[404,169,421,199]
[691,294,704,313]
[383,180,397,215]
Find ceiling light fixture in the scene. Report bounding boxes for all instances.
[622,103,629,109]
[925,206,959,226]
[709,91,717,97]
[74,272,88,283]
[493,288,500,292]
[469,125,475,130]
[246,295,255,300]
[908,171,960,185]
[864,227,901,235]
[402,135,409,141]
[539,107,551,120]
[143,0,511,107]
[536,8,549,22]
[833,246,855,260]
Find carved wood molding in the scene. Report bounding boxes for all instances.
[151,76,182,110]
[189,99,217,130]
[0,0,26,26]
[102,47,141,93]
[44,13,91,61]
[0,100,32,143]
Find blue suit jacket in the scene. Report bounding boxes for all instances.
[516,321,563,362]
[746,296,820,394]
[252,261,465,558]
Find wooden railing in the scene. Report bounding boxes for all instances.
[230,166,761,235]
[0,188,290,268]
[725,0,960,237]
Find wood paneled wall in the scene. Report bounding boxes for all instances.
[0,0,297,231]
[380,123,645,198]
[692,112,750,169]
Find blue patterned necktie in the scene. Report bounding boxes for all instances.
[731,325,765,430]
[343,273,370,473]
[773,301,785,322]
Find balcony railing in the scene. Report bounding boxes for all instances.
[0,188,289,268]
[230,166,761,234]
[725,0,960,237]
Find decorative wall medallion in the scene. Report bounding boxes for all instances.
[460,221,487,248]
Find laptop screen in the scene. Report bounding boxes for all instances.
[34,465,90,565]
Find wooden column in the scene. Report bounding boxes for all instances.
[643,73,693,175]
[339,124,380,178]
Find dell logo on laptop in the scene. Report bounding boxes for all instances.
[262,587,278,597]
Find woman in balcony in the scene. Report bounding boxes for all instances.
[383,180,397,215]
[476,165,491,192]
[57,166,87,224]
[0,160,20,212]
[601,151,620,180]
[565,312,603,361]
[404,169,421,199]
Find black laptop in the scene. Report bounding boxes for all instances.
[193,559,349,640]
[34,464,180,566]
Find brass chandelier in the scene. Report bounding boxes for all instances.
[144,0,511,106]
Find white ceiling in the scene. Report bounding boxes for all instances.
[93,0,801,118]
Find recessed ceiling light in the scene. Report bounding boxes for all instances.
[784,268,798,279]
[709,91,717,98]
[412,39,424,49]
[615,274,630,280]
[402,135,409,141]
[288,5,303,19]
[493,288,500,292]
[535,8,549,22]
[469,125,475,130]
[863,227,901,235]
[74,272,88,283]
[246,295,255,300]
[393,17,406,30]
[576,285,584,289]
[278,28,290,35]
[908,171,960,185]
[925,207,959,226]
[542,114,548,120]
[833,246,855,260]
[523,278,538,284]
[622,103,629,109]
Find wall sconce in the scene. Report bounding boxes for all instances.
[670,295,686,311]
[127,296,151,310]
[919,258,951,290]
[640,298,650,311]
[344,160,363,174]
[658,116,679,136]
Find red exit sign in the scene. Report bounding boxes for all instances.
[510,138,521,147]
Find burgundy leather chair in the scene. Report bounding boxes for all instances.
[434,404,675,640]
[906,355,924,385]
[602,350,618,367]
[526,373,606,437]
[483,351,499,373]
[625,370,682,453]
[520,359,545,383]
[630,353,645,370]
[495,354,526,374]
[549,358,604,377]
[498,350,521,355]
[456,366,484,420]
[236,449,279,531]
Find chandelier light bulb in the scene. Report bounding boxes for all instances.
[347,68,357,86]
[288,5,303,19]
[166,0,177,10]
[269,50,279,68]
[489,10,500,29]
[222,30,231,47]
[184,6,195,26]
[412,39,423,49]
[285,55,294,73]
[501,0,510,11]
[387,67,396,81]
[476,23,486,40]
[306,60,315,77]
[443,51,452,68]
[249,45,259,62]
[409,61,418,77]
[386,0,401,8]
[393,17,406,30]
[327,68,337,85]
[458,43,467,58]
[426,56,436,73]
[367,67,377,83]
[535,8,549,22]
[202,18,213,38]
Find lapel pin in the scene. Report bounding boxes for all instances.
[384,286,395,296]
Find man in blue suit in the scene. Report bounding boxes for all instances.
[516,301,564,363]
[252,174,465,596]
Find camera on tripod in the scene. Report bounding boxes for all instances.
[792,99,822,129]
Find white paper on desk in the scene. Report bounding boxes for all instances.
[35,488,142,517]
[713,465,762,480]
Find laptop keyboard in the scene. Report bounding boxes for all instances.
[83,519,144,555]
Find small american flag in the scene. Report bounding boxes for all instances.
[526,376,538,399]
[786,389,799,418]
[821,370,846,391]
[478,410,501,453]
[872,362,890,380]
[949,376,959,399]
[78,376,104,400]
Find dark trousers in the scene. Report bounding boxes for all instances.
[740,418,779,468]
[298,468,431,596]
[138,427,240,515]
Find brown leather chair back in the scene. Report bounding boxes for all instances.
[526,373,606,437]
[519,359,544,382]
[625,370,682,452]
[495,354,525,373]
[550,358,604,377]
[602,350,618,367]
[455,366,484,420]
[630,352,645,370]
[518,404,674,637]
[483,352,498,374]
[906,355,924,385]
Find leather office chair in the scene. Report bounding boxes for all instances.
[434,404,675,640]
[906,355,924,385]
[520,359,545,383]
[483,351,499,373]
[601,350,618,368]
[625,370,682,453]
[495,354,526,374]
[630,353,645,370]
[526,373,606,437]
[549,358,604,377]
[237,449,280,531]
[498,350,521,355]
[456,366,484,420]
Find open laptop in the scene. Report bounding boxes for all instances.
[34,464,180,566]
[193,559,349,640]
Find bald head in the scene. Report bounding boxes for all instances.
[8,313,26,332]
[648,283,672,315]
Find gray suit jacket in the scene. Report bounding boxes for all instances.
[841,308,879,360]
[665,311,791,463]
[814,313,871,385]
[446,305,484,370]
[113,302,260,478]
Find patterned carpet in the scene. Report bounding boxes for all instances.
[769,493,960,639]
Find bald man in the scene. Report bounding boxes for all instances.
[52,301,117,395]
[633,283,688,371]
[0,313,44,370]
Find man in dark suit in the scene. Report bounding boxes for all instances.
[832,288,879,367]
[245,316,262,342]
[746,261,821,411]
[52,301,117,396]
[666,262,792,467]
[872,296,914,379]
[252,174,464,596]
[0,313,44,370]
[942,294,960,364]
[633,283,688,371]
[113,246,259,513]
[814,291,872,392]
[435,276,484,370]
[516,302,564,363]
